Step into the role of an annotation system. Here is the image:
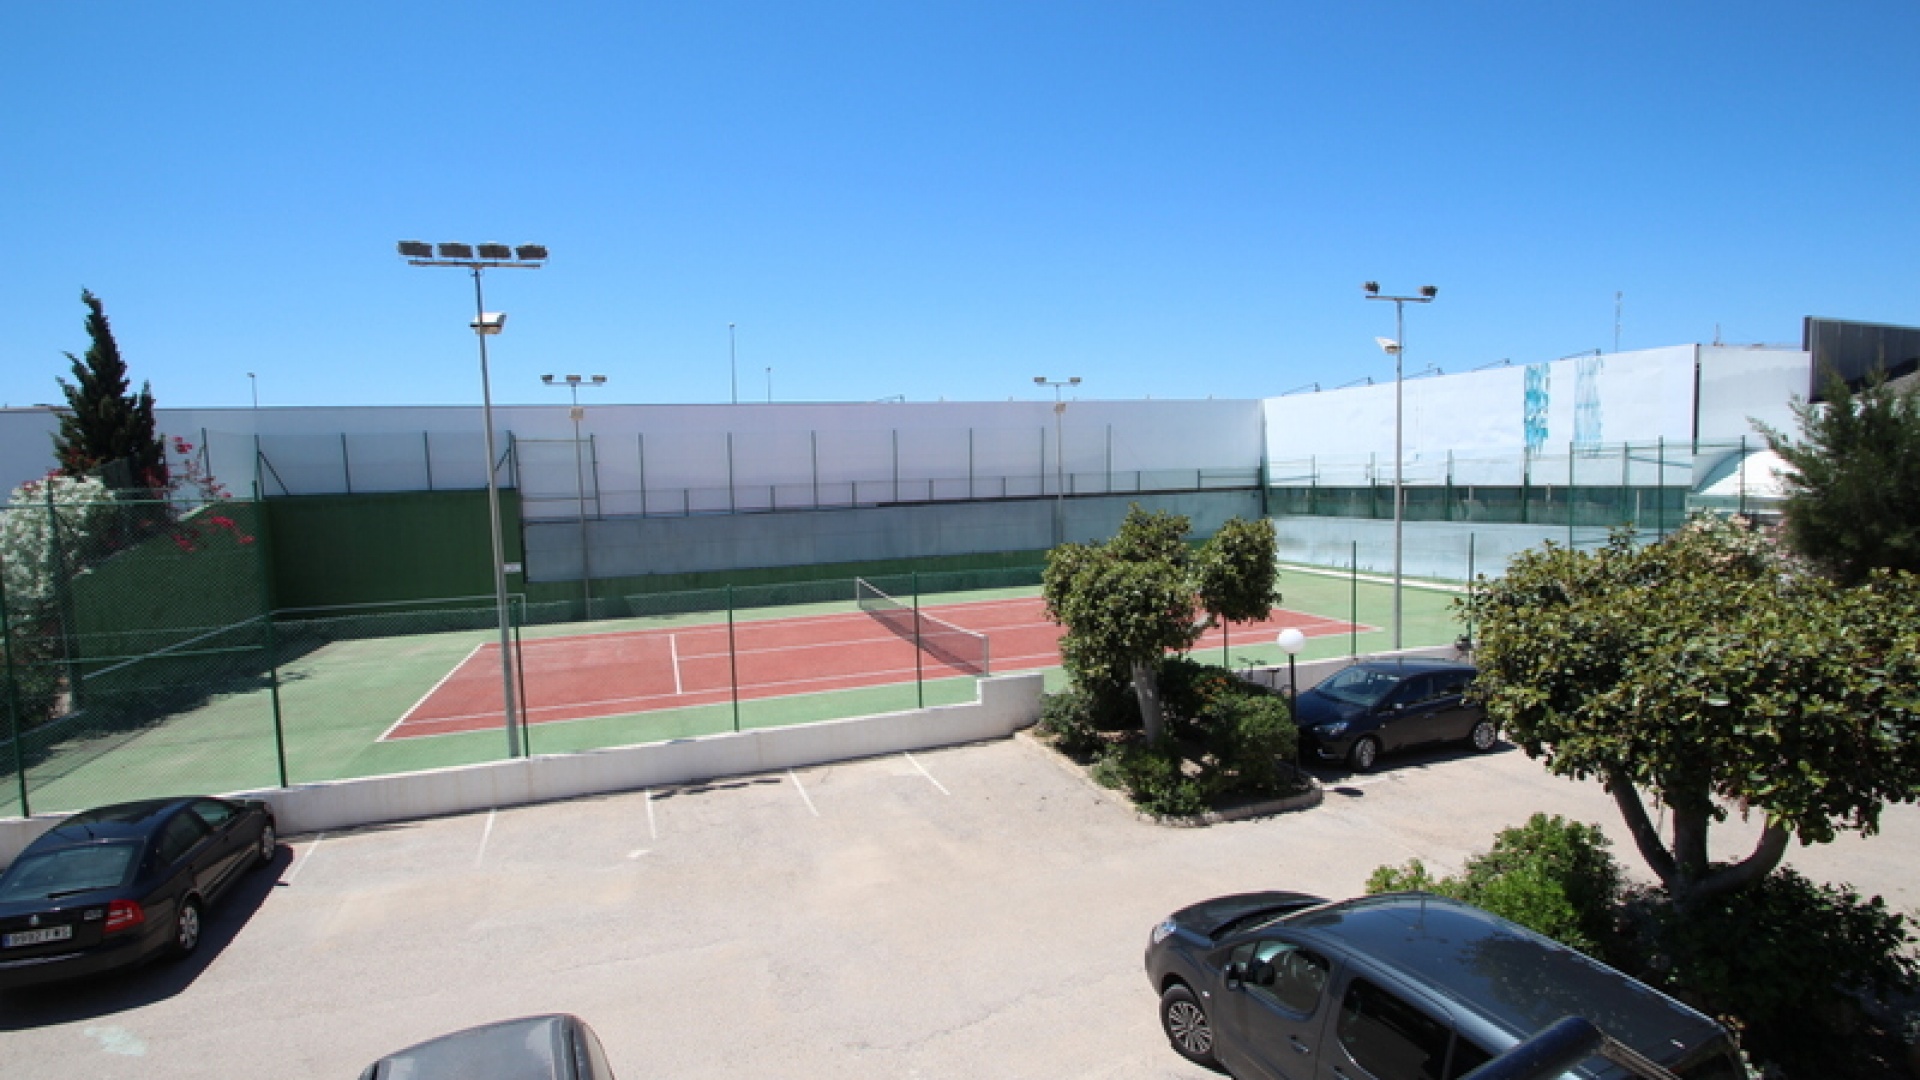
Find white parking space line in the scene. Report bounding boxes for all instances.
[644,788,659,839]
[475,808,497,866]
[905,752,951,795]
[280,832,325,885]
[788,768,820,816]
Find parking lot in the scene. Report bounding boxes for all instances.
[4,734,1917,1079]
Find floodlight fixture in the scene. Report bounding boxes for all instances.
[542,372,608,612]
[1034,376,1082,546]
[397,237,550,758]
[1361,280,1440,652]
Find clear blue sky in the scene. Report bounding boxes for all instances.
[4,2,1915,410]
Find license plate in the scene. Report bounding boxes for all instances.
[4,925,73,947]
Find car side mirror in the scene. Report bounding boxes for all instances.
[1226,960,1247,987]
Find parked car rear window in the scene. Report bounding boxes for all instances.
[0,842,139,900]
[156,812,210,865]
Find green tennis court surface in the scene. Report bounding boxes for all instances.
[0,570,1464,818]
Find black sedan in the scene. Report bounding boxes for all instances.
[0,796,277,990]
[1292,658,1495,771]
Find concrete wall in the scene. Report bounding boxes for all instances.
[1238,643,1473,697]
[0,673,1044,863]
[528,489,1264,581]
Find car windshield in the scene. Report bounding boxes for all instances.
[1312,667,1404,708]
[0,842,139,901]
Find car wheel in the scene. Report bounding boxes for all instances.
[1348,735,1381,772]
[1468,718,1498,752]
[1160,983,1217,1067]
[169,899,203,960]
[254,820,277,868]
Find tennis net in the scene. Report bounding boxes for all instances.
[855,578,991,676]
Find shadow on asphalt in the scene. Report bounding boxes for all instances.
[1307,739,1520,796]
[0,845,292,1030]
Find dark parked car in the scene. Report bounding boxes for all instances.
[0,796,276,990]
[1145,892,1744,1080]
[359,1013,616,1080]
[1293,659,1495,771]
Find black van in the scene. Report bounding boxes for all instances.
[1145,892,1743,1079]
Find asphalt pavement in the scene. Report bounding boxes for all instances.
[2,734,1914,1079]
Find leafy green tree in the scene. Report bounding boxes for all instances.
[1043,508,1202,746]
[55,290,166,492]
[1467,514,1920,908]
[1193,515,1280,646]
[1757,370,1920,584]
[1042,508,1279,746]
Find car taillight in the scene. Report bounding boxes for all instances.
[104,900,145,934]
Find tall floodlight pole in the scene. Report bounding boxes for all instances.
[399,240,548,757]
[542,373,607,617]
[1034,376,1082,546]
[1363,282,1438,652]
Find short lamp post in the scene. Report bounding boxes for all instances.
[542,374,607,617]
[1277,627,1306,701]
[399,240,548,758]
[1364,281,1438,652]
[1034,376,1081,546]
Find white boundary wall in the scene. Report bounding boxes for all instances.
[84,398,1263,504]
[1262,345,1808,484]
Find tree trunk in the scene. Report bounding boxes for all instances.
[1132,659,1166,747]
[1605,768,1792,908]
[1606,769,1677,887]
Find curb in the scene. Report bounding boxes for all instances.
[1013,730,1324,827]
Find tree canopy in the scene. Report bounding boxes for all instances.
[55,290,166,492]
[1758,370,1920,585]
[1041,506,1278,745]
[1467,514,1920,906]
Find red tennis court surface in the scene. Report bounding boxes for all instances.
[385,597,1364,739]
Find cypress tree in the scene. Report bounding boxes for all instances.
[54,289,167,492]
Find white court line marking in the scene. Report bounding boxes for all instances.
[383,642,486,740]
[905,753,950,795]
[670,635,683,695]
[645,788,658,840]
[475,808,497,866]
[788,769,820,817]
[281,832,325,885]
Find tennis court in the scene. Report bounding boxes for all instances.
[386,588,1365,740]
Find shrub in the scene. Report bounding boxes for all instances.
[1366,814,1624,954]
[1638,869,1918,1073]
[1195,692,1298,799]
[1036,688,1106,759]
[1090,743,1207,818]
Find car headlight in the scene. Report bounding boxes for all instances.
[1150,919,1178,946]
[1314,722,1348,737]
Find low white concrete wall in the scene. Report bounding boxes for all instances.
[1237,643,1472,697]
[0,673,1044,863]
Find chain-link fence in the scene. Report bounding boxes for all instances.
[0,535,1051,818]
